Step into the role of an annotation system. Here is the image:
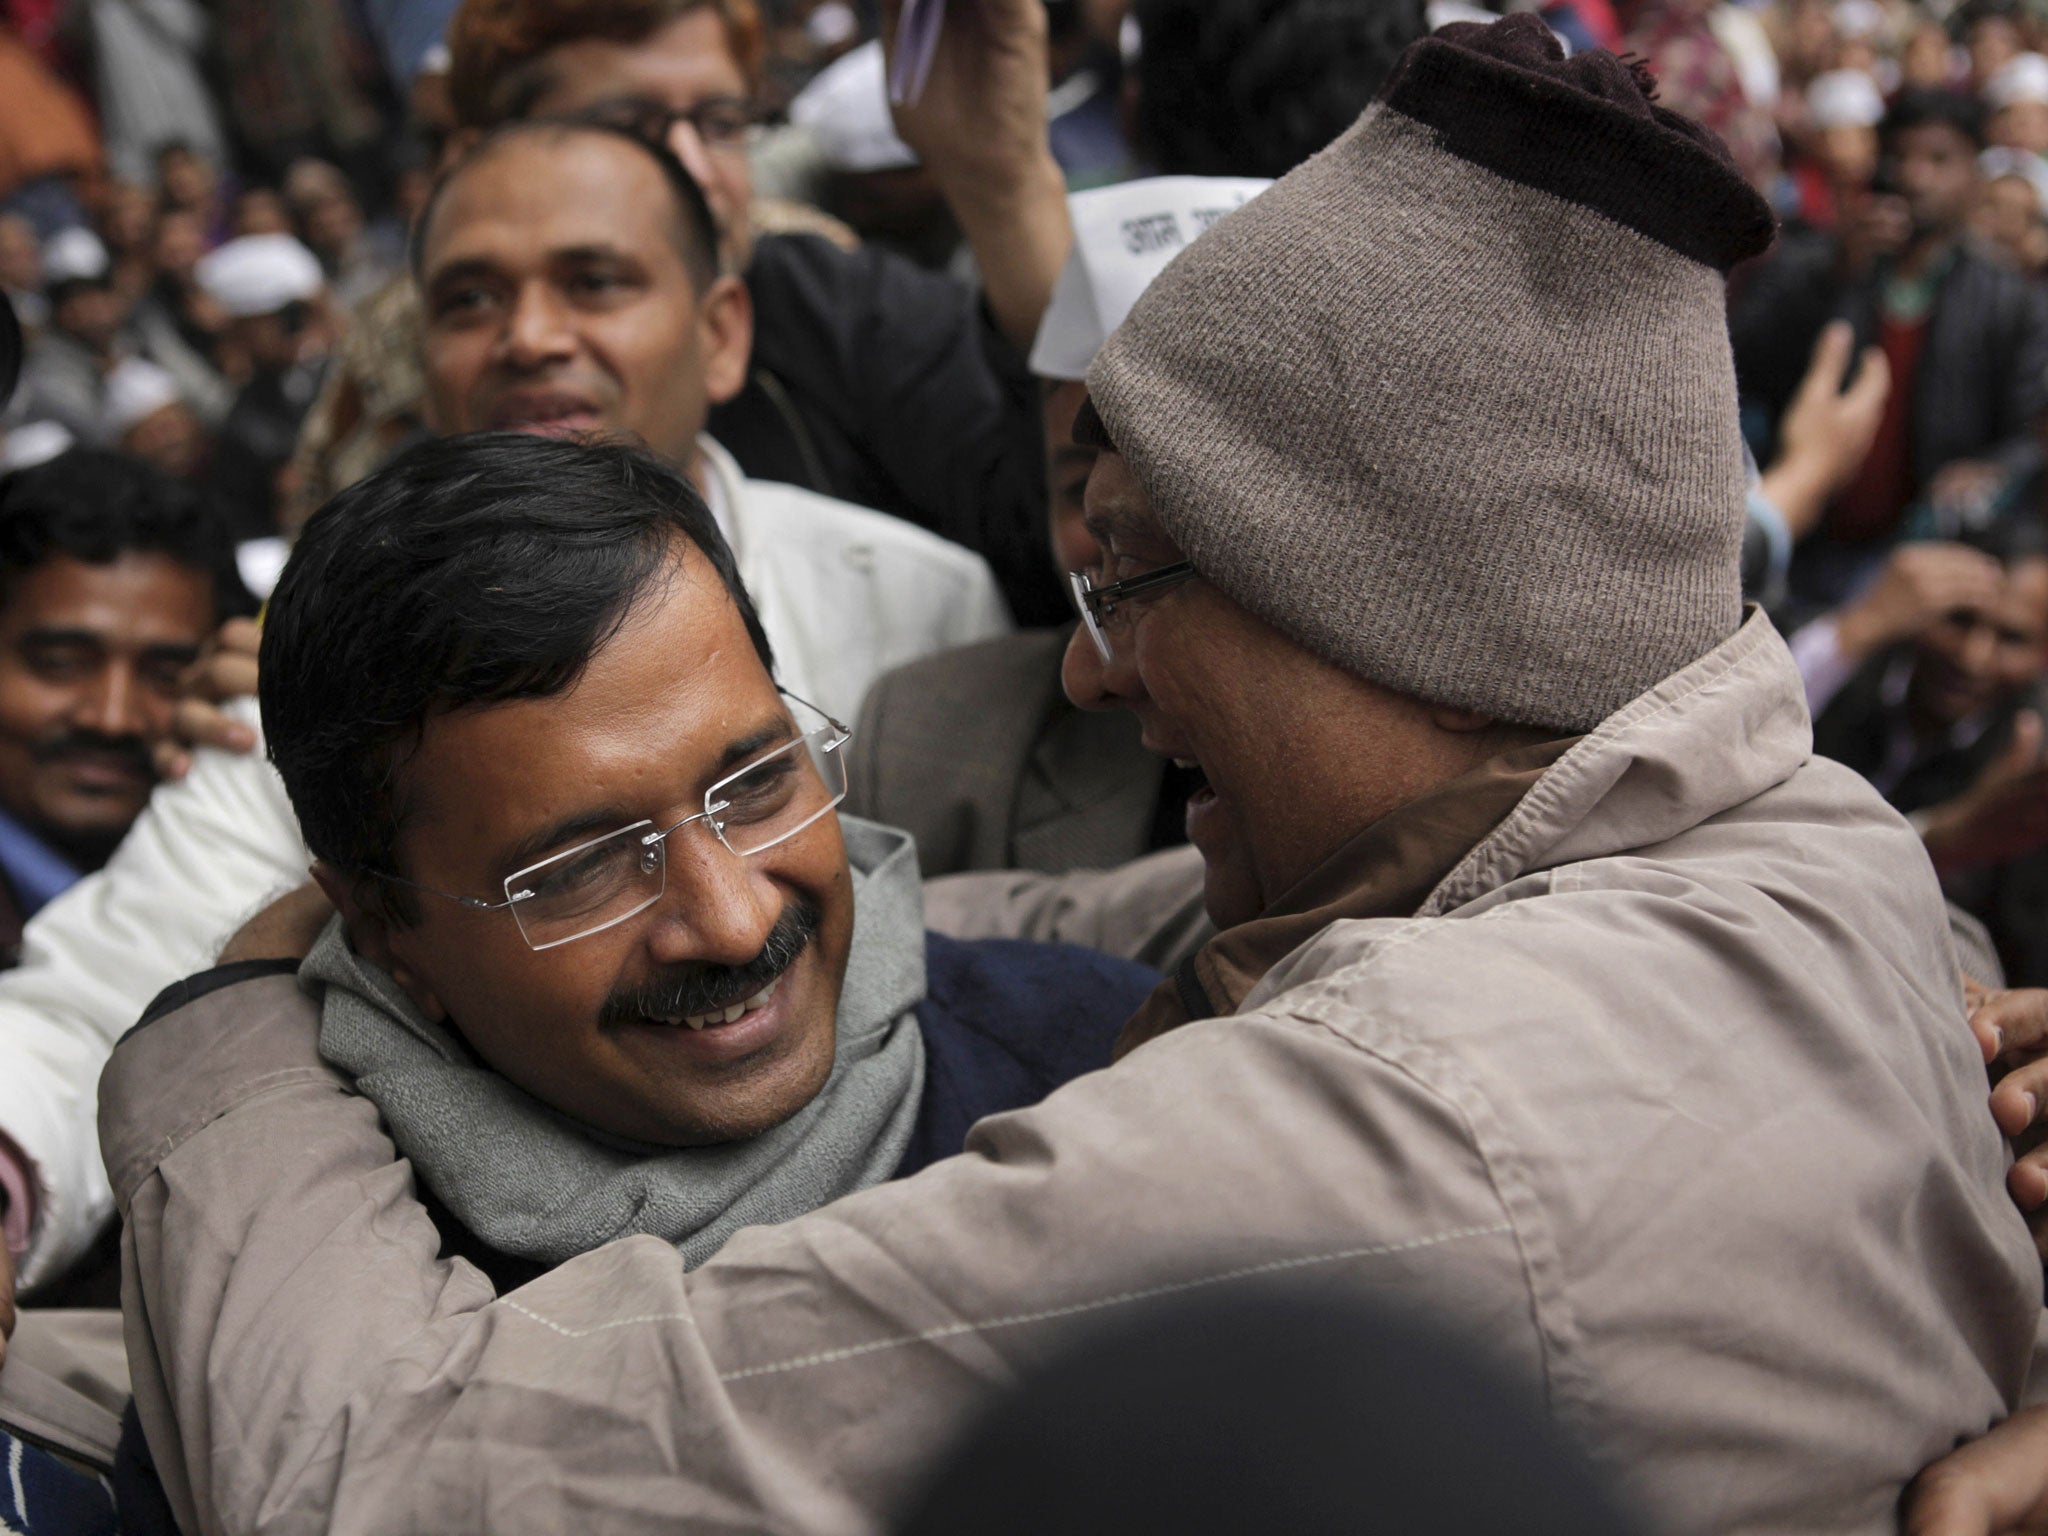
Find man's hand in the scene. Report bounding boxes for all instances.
[1832,542,2005,665]
[1921,714,2048,875]
[880,0,1072,350]
[218,880,334,965]
[1907,1405,2048,1535]
[154,616,262,781]
[1757,320,1891,540]
[1966,983,2048,1259]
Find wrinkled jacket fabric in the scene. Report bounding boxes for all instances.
[102,612,2042,1536]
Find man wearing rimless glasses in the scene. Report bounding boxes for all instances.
[201,430,1156,1303]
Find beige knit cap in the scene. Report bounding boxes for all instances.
[1086,15,1776,732]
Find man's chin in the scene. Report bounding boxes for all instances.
[1196,844,1265,933]
[599,949,841,1145]
[629,1042,838,1149]
[30,805,137,869]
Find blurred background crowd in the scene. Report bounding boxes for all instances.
[3,0,2048,990]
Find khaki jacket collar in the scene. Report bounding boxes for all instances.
[1422,607,1808,917]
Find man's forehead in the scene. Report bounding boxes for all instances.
[527,10,746,114]
[397,548,779,857]
[423,135,674,270]
[2,552,215,642]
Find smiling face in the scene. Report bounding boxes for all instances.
[0,552,213,867]
[344,539,854,1147]
[1060,445,1516,930]
[419,129,750,469]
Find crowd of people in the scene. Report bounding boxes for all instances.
[1,0,2048,1531]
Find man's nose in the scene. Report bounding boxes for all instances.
[1061,621,1148,713]
[498,284,576,370]
[644,828,782,969]
[74,662,148,740]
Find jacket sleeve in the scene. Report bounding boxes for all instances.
[1988,275,2048,484]
[102,969,1539,1536]
[923,844,1214,972]
[0,703,306,1289]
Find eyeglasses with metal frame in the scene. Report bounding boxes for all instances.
[373,692,851,952]
[575,94,762,152]
[1067,561,1198,662]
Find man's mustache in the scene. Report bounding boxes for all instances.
[599,896,821,1026]
[33,728,154,778]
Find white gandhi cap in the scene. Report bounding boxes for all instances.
[790,41,918,173]
[195,234,325,319]
[1029,176,1272,382]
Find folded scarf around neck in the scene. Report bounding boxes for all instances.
[305,815,929,1270]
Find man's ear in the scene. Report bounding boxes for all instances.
[697,273,753,408]
[312,860,450,1024]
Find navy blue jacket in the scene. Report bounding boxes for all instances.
[895,932,1157,1176]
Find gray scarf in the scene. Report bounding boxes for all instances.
[305,816,928,1271]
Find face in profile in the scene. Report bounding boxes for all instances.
[350,538,855,1147]
[0,553,214,865]
[417,129,749,469]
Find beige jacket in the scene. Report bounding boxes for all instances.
[101,612,2042,1536]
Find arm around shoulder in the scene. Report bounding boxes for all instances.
[98,988,1533,1535]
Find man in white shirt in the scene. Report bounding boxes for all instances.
[0,116,1008,1295]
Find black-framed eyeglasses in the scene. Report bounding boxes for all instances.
[371,692,850,952]
[577,94,762,152]
[1068,562,1197,662]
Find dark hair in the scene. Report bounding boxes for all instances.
[1133,0,1428,177]
[1881,88,1988,150]
[260,431,773,916]
[446,0,765,129]
[898,1283,1643,1536]
[412,117,721,291]
[46,273,113,308]
[0,448,254,618]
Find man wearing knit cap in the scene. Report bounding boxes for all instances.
[97,20,2043,1535]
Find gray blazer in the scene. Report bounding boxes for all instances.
[845,627,1165,878]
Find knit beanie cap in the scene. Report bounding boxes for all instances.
[1086,14,1775,732]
